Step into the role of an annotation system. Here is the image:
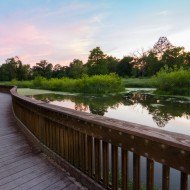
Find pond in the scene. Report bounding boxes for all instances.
[18,88,190,189]
[23,88,190,136]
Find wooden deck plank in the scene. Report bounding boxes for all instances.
[44,178,72,190]
[0,92,85,190]
[0,166,54,189]
[0,156,46,180]
[0,151,35,163]
[0,152,34,164]
[25,171,68,190]
[0,161,53,186]
[16,170,68,190]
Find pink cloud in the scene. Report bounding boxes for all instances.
[0,17,97,66]
[0,1,108,66]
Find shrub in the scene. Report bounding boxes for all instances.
[9,74,125,94]
[153,66,190,96]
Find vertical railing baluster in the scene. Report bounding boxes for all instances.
[47,122,50,148]
[68,128,72,163]
[94,138,101,182]
[103,141,109,188]
[50,122,53,150]
[53,122,56,152]
[80,133,86,172]
[60,127,64,157]
[112,145,118,190]
[78,132,82,170]
[180,172,188,190]
[133,153,140,190]
[70,129,74,164]
[73,130,76,166]
[65,127,69,161]
[75,130,80,168]
[44,121,47,146]
[162,165,170,190]
[147,158,154,190]
[122,149,128,190]
[87,135,93,177]
[56,125,60,154]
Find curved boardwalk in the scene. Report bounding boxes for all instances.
[0,92,85,190]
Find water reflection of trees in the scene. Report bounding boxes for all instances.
[30,92,190,128]
[124,92,190,127]
[31,93,123,116]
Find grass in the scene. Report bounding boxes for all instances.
[153,67,190,96]
[122,78,156,88]
[1,74,125,94]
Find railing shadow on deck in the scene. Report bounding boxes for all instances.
[0,85,189,190]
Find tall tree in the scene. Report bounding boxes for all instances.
[117,56,133,77]
[162,47,186,68]
[106,56,119,73]
[142,52,163,76]
[86,47,108,75]
[32,60,53,79]
[152,36,174,55]
[68,59,86,78]
[52,64,67,78]
[0,57,30,81]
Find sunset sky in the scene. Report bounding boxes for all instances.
[0,0,190,66]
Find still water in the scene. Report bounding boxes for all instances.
[27,89,190,189]
[28,89,190,135]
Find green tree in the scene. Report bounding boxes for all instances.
[88,47,106,65]
[52,64,68,78]
[32,60,53,79]
[117,56,133,77]
[184,51,190,68]
[143,52,163,76]
[0,57,30,81]
[162,47,186,68]
[86,47,108,75]
[68,59,86,78]
[106,56,119,73]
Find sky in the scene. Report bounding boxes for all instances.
[0,0,190,66]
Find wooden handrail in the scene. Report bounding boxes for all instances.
[0,85,14,93]
[1,86,189,189]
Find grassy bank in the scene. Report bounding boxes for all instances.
[153,67,190,96]
[2,74,125,94]
[122,78,156,88]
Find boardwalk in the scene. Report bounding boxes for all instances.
[0,92,85,190]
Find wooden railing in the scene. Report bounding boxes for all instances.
[0,85,14,93]
[1,86,190,190]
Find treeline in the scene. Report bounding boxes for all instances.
[0,37,190,81]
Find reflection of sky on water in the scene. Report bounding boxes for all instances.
[105,104,190,135]
[49,98,190,135]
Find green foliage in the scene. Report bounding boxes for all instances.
[116,56,133,77]
[0,57,30,81]
[67,59,86,78]
[86,47,109,75]
[106,56,119,73]
[153,66,190,96]
[9,74,124,94]
[143,52,164,76]
[78,74,124,94]
[123,78,156,88]
[32,60,53,79]
[1,37,190,81]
